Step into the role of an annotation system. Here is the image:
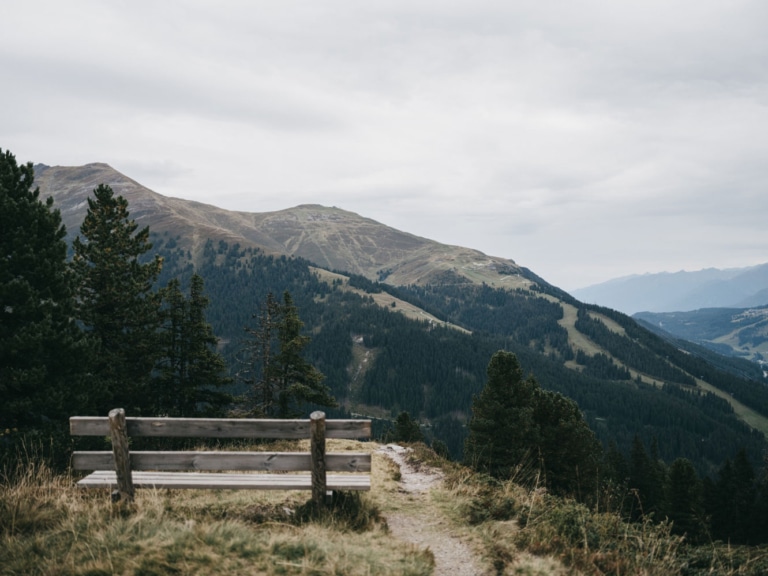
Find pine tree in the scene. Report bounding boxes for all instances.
[0,149,91,437]
[156,274,231,416]
[274,291,336,417]
[534,386,601,498]
[239,291,336,418]
[464,350,540,479]
[708,449,758,543]
[628,436,666,520]
[465,350,602,498]
[240,292,282,417]
[71,184,163,415]
[386,411,424,443]
[665,458,705,541]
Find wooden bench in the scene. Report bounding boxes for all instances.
[70,408,371,505]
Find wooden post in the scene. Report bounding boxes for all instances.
[109,408,134,503]
[310,411,327,507]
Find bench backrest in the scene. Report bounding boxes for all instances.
[70,409,371,504]
[70,415,371,471]
[70,416,371,439]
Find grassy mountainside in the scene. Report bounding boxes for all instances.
[34,163,768,475]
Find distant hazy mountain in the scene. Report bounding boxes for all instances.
[571,265,768,314]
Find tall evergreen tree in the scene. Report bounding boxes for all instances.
[464,351,539,480]
[465,350,602,498]
[707,449,758,543]
[628,436,666,520]
[0,149,90,436]
[239,291,336,417]
[665,458,705,541]
[156,274,231,416]
[71,184,163,415]
[274,291,336,417]
[533,386,602,498]
[239,292,282,417]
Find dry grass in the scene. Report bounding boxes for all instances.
[0,442,432,576]
[409,444,768,576]
[6,441,768,576]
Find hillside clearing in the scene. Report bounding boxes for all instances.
[312,266,470,333]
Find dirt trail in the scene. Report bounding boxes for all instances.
[376,444,485,576]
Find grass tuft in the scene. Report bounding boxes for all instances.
[293,490,385,532]
[0,458,71,537]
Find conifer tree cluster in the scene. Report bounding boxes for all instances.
[385,411,424,443]
[1,149,233,466]
[604,438,768,543]
[465,350,602,497]
[238,291,336,418]
[156,275,232,416]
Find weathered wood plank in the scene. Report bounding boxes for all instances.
[76,471,371,491]
[109,408,134,503]
[326,419,372,439]
[72,451,371,472]
[70,417,371,439]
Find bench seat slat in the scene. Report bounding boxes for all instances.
[72,451,371,472]
[76,471,371,491]
[70,417,371,439]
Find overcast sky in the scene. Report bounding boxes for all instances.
[2,1,767,290]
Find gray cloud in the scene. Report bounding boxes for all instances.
[2,0,767,290]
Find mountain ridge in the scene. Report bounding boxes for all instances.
[34,162,532,291]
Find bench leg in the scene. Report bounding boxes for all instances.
[109,408,134,503]
[310,411,327,507]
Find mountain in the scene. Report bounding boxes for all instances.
[635,306,768,365]
[33,163,530,290]
[33,162,768,475]
[571,265,768,314]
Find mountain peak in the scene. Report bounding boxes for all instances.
[34,163,530,290]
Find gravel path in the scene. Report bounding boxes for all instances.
[376,445,485,576]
